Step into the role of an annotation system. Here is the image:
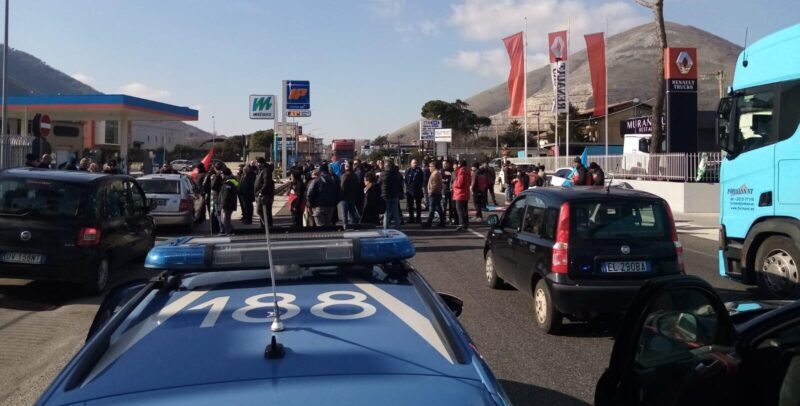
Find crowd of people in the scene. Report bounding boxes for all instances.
[501,158,605,203]
[25,153,124,174]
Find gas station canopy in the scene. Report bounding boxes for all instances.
[4,94,198,121]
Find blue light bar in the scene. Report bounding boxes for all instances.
[143,229,416,271]
[145,244,206,269]
[357,229,416,263]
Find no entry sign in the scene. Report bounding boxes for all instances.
[39,114,51,137]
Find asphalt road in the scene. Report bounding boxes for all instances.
[0,199,752,406]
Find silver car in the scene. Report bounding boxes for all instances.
[137,174,203,231]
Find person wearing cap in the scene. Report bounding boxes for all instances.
[107,159,122,174]
[340,161,362,227]
[404,159,424,224]
[239,163,257,224]
[588,162,605,186]
[441,159,456,225]
[306,163,341,226]
[569,157,588,186]
[503,160,516,203]
[528,166,544,187]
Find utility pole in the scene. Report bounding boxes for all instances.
[0,0,9,168]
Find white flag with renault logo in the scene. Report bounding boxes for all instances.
[548,31,568,114]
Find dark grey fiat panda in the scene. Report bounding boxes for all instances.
[484,187,684,334]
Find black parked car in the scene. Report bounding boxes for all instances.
[0,168,156,294]
[484,187,684,333]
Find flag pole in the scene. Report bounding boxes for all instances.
[523,17,528,161]
[604,18,609,159]
[566,18,570,163]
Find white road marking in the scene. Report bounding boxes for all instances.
[682,246,717,259]
[468,229,485,239]
[349,276,454,364]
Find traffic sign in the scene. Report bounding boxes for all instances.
[285,80,310,111]
[434,128,452,143]
[287,110,311,117]
[419,119,442,141]
[32,113,52,137]
[249,95,275,119]
[39,114,51,137]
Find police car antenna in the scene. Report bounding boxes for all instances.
[607,161,619,194]
[260,203,286,359]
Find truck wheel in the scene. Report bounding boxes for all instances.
[533,279,562,334]
[485,252,503,289]
[755,236,800,299]
[84,255,110,296]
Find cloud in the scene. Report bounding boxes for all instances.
[449,0,647,44]
[444,48,548,78]
[394,19,440,37]
[370,0,404,18]
[71,73,94,84]
[418,19,439,36]
[444,49,508,78]
[118,82,170,100]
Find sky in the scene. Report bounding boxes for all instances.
[5,0,799,141]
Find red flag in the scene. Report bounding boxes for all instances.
[584,33,606,117]
[503,32,525,117]
[191,148,213,181]
[548,31,568,63]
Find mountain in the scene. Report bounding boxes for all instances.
[1,47,212,147]
[387,21,742,143]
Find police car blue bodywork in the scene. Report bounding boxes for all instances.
[37,268,507,405]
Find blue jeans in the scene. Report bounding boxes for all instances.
[383,198,402,229]
[426,195,445,226]
[341,201,360,227]
[505,186,514,203]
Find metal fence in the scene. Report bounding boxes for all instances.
[0,135,35,169]
[518,152,721,183]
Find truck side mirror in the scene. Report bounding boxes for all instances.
[717,96,736,156]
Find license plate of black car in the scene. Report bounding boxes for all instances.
[602,261,649,273]
[1,252,45,264]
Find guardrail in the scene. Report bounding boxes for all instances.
[514,152,721,183]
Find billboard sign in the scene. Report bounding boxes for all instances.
[434,128,452,143]
[419,119,442,141]
[285,80,310,111]
[249,95,275,119]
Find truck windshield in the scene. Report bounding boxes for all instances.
[0,179,92,217]
[571,200,669,240]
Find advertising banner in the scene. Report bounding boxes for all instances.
[548,31,568,114]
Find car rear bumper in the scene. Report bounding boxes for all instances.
[0,248,98,283]
[545,273,642,316]
[150,211,193,226]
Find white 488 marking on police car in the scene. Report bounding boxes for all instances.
[188,291,378,328]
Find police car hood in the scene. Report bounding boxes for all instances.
[49,275,493,404]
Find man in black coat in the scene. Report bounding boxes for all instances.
[254,158,275,228]
[306,163,341,226]
[404,159,424,223]
[380,158,404,229]
[239,164,256,224]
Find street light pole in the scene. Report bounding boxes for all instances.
[0,0,9,168]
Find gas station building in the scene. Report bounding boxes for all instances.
[1,94,198,171]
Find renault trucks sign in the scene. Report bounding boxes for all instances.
[249,95,275,119]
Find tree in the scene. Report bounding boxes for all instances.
[372,134,389,147]
[420,99,492,145]
[547,103,586,145]
[500,120,524,146]
[636,0,667,153]
[250,129,274,152]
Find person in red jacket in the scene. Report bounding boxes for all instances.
[453,159,472,231]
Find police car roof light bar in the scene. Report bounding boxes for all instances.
[145,230,415,272]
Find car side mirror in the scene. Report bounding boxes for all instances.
[86,279,149,341]
[487,214,500,227]
[439,292,463,317]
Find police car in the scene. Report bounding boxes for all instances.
[36,229,511,405]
